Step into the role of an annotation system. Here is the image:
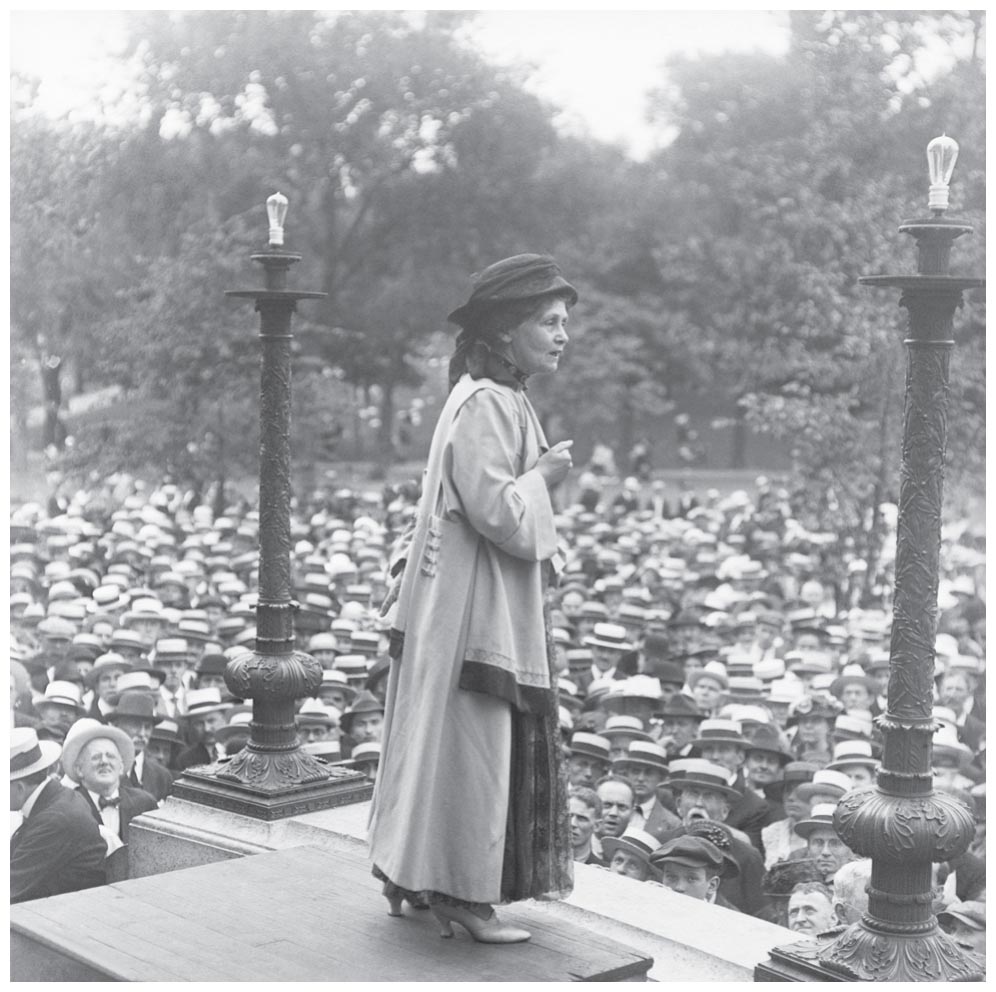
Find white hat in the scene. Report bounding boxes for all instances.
[10,728,62,780]
[61,718,136,780]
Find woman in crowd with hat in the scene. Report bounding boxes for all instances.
[369,254,578,944]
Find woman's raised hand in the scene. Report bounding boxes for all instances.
[536,440,573,488]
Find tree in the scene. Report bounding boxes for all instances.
[637,10,984,582]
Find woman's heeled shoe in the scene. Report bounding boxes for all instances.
[386,893,405,917]
[432,904,530,944]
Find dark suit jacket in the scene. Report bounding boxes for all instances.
[640,798,683,844]
[725,776,776,853]
[11,780,107,903]
[957,712,985,753]
[76,783,158,842]
[128,755,173,802]
[176,741,213,771]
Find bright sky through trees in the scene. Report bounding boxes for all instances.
[9,9,790,159]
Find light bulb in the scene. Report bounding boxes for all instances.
[926,135,958,213]
[266,192,289,247]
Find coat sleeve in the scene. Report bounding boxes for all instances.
[447,389,558,562]
[11,801,107,903]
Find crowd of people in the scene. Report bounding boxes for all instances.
[8,467,986,958]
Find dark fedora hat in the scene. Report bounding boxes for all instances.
[340,690,384,736]
[446,254,578,329]
[744,723,794,765]
[106,693,158,723]
[656,693,706,721]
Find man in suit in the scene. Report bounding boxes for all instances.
[10,727,107,903]
[611,740,681,842]
[176,688,233,770]
[690,718,774,851]
[106,694,173,802]
[61,719,157,846]
[83,652,133,723]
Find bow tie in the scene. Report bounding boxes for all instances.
[98,796,121,810]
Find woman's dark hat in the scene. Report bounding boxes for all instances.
[446,254,578,329]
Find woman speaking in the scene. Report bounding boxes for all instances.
[368,254,577,944]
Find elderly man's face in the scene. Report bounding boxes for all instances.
[569,753,608,789]
[788,890,836,934]
[75,738,125,795]
[597,781,634,837]
[113,715,154,754]
[807,827,853,877]
[676,785,730,826]
[659,717,699,749]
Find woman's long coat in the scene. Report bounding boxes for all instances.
[368,374,559,903]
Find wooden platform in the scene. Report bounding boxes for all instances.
[11,845,652,982]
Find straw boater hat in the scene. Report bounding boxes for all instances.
[181,688,232,721]
[667,758,741,800]
[34,680,86,715]
[687,665,729,692]
[61,717,136,780]
[10,727,62,781]
[932,726,975,771]
[302,739,342,762]
[343,741,381,770]
[150,719,184,747]
[600,827,661,872]
[84,652,133,690]
[794,802,840,839]
[611,740,669,775]
[694,718,749,750]
[568,732,611,763]
[796,769,852,804]
[600,715,653,744]
[830,664,878,700]
[582,622,635,653]
[826,740,880,773]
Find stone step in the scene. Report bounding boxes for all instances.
[11,845,652,982]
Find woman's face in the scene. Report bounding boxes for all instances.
[505,298,569,376]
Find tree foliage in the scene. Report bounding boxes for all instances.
[10,10,985,537]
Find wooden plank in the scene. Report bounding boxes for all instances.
[11,846,651,983]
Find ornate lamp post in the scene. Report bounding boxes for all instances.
[756,140,984,981]
[174,194,372,819]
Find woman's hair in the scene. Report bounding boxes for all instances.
[448,290,573,390]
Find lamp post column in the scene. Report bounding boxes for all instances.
[173,194,371,818]
[756,139,984,982]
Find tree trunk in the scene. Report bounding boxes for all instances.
[731,406,748,469]
[377,379,397,468]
